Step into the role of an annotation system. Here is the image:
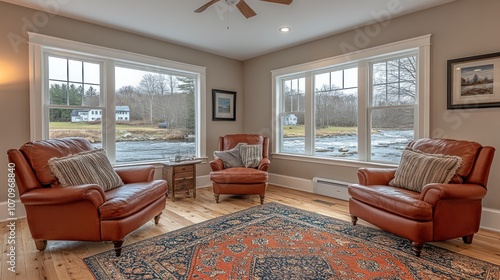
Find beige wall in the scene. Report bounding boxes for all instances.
[0,2,244,203]
[243,0,500,210]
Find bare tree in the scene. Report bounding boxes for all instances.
[138,74,168,124]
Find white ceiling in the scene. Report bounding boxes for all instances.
[3,0,454,60]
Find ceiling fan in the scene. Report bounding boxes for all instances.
[195,0,293,19]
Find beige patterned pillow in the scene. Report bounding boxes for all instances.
[389,148,462,192]
[48,149,124,191]
[240,144,263,168]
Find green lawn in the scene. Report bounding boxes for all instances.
[283,125,356,137]
[49,122,162,131]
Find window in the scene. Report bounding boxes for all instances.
[272,35,430,164]
[370,56,417,162]
[314,66,358,159]
[29,33,207,164]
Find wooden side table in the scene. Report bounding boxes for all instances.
[162,160,202,202]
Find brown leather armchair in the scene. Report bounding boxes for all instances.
[348,138,495,256]
[209,134,270,204]
[7,137,168,256]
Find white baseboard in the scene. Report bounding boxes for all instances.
[196,175,212,189]
[0,199,26,221]
[3,174,500,233]
[480,208,500,233]
[269,173,313,192]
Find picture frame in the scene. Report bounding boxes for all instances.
[212,89,236,121]
[447,52,500,109]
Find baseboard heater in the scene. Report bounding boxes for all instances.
[312,177,352,201]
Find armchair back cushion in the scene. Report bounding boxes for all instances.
[408,138,481,180]
[219,134,268,158]
[20,137,94,188]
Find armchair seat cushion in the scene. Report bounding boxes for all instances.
[349,184,433,221]
[99,180,168,220]
[210,167,268,184]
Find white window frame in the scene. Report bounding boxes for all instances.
[28,32,207,164]
[271,35,431,167]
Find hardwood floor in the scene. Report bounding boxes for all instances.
[2,185,500,279]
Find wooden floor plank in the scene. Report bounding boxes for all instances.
[1,184,499,279]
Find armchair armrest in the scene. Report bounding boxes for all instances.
[210,159,224,171]
[20,184,106,208]
[114,165,155,183]
[420,183,487,206]
[258,157,270,171]
[357,168,397,185]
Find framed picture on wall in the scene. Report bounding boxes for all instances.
[212,89,236,121]
[448,52,500,109]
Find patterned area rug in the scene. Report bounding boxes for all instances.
[84,202,499,279]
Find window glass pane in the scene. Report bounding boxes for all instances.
[372,56,417,106]
[84,62,100,84]
[281,112,305,154]
[314,68,358,160]
[281,77,305,155]
[315,72,329,90]
[114,66,196,163]
[68,59,82,82]
[331,70,343,88]
[83,85,100,106]
[68,83,84,106]
[370,107,414,163]
[399,81,416,104]
[344,67,358,88]
[48,56,67,81]
[372,62,386,85]
[49,81,68,105]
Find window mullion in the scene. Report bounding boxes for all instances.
[357,61,369,161]
[103,59,116,164]
[304,73,314,155]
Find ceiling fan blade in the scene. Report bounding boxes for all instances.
[236,0,257,18]
[195,0,221,13]
[259,0,293,5]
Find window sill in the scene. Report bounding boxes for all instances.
[271,153,398,169]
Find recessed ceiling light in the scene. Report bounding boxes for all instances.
[279,27,291,32]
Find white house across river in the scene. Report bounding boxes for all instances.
[71,106,130,122]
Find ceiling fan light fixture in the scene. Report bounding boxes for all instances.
[279,26,291,32]
[226,0,240,6]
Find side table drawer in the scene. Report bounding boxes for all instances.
[174,165,193,173]
[174,171,193,180]
[175,179,194,189]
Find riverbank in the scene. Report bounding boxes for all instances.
[49,128,187,143]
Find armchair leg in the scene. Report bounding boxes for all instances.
[462,234,474,244]
[412,242,423,257]
[154,212,162,225]
[351,215,358,225]
[259,195,265,205]
[214,194,220,203]
[34,239,47,251]
[113,240,124,257]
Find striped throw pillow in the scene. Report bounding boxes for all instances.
[389,148,462,192]
[240,144,263,168]
[48,149,124,191]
